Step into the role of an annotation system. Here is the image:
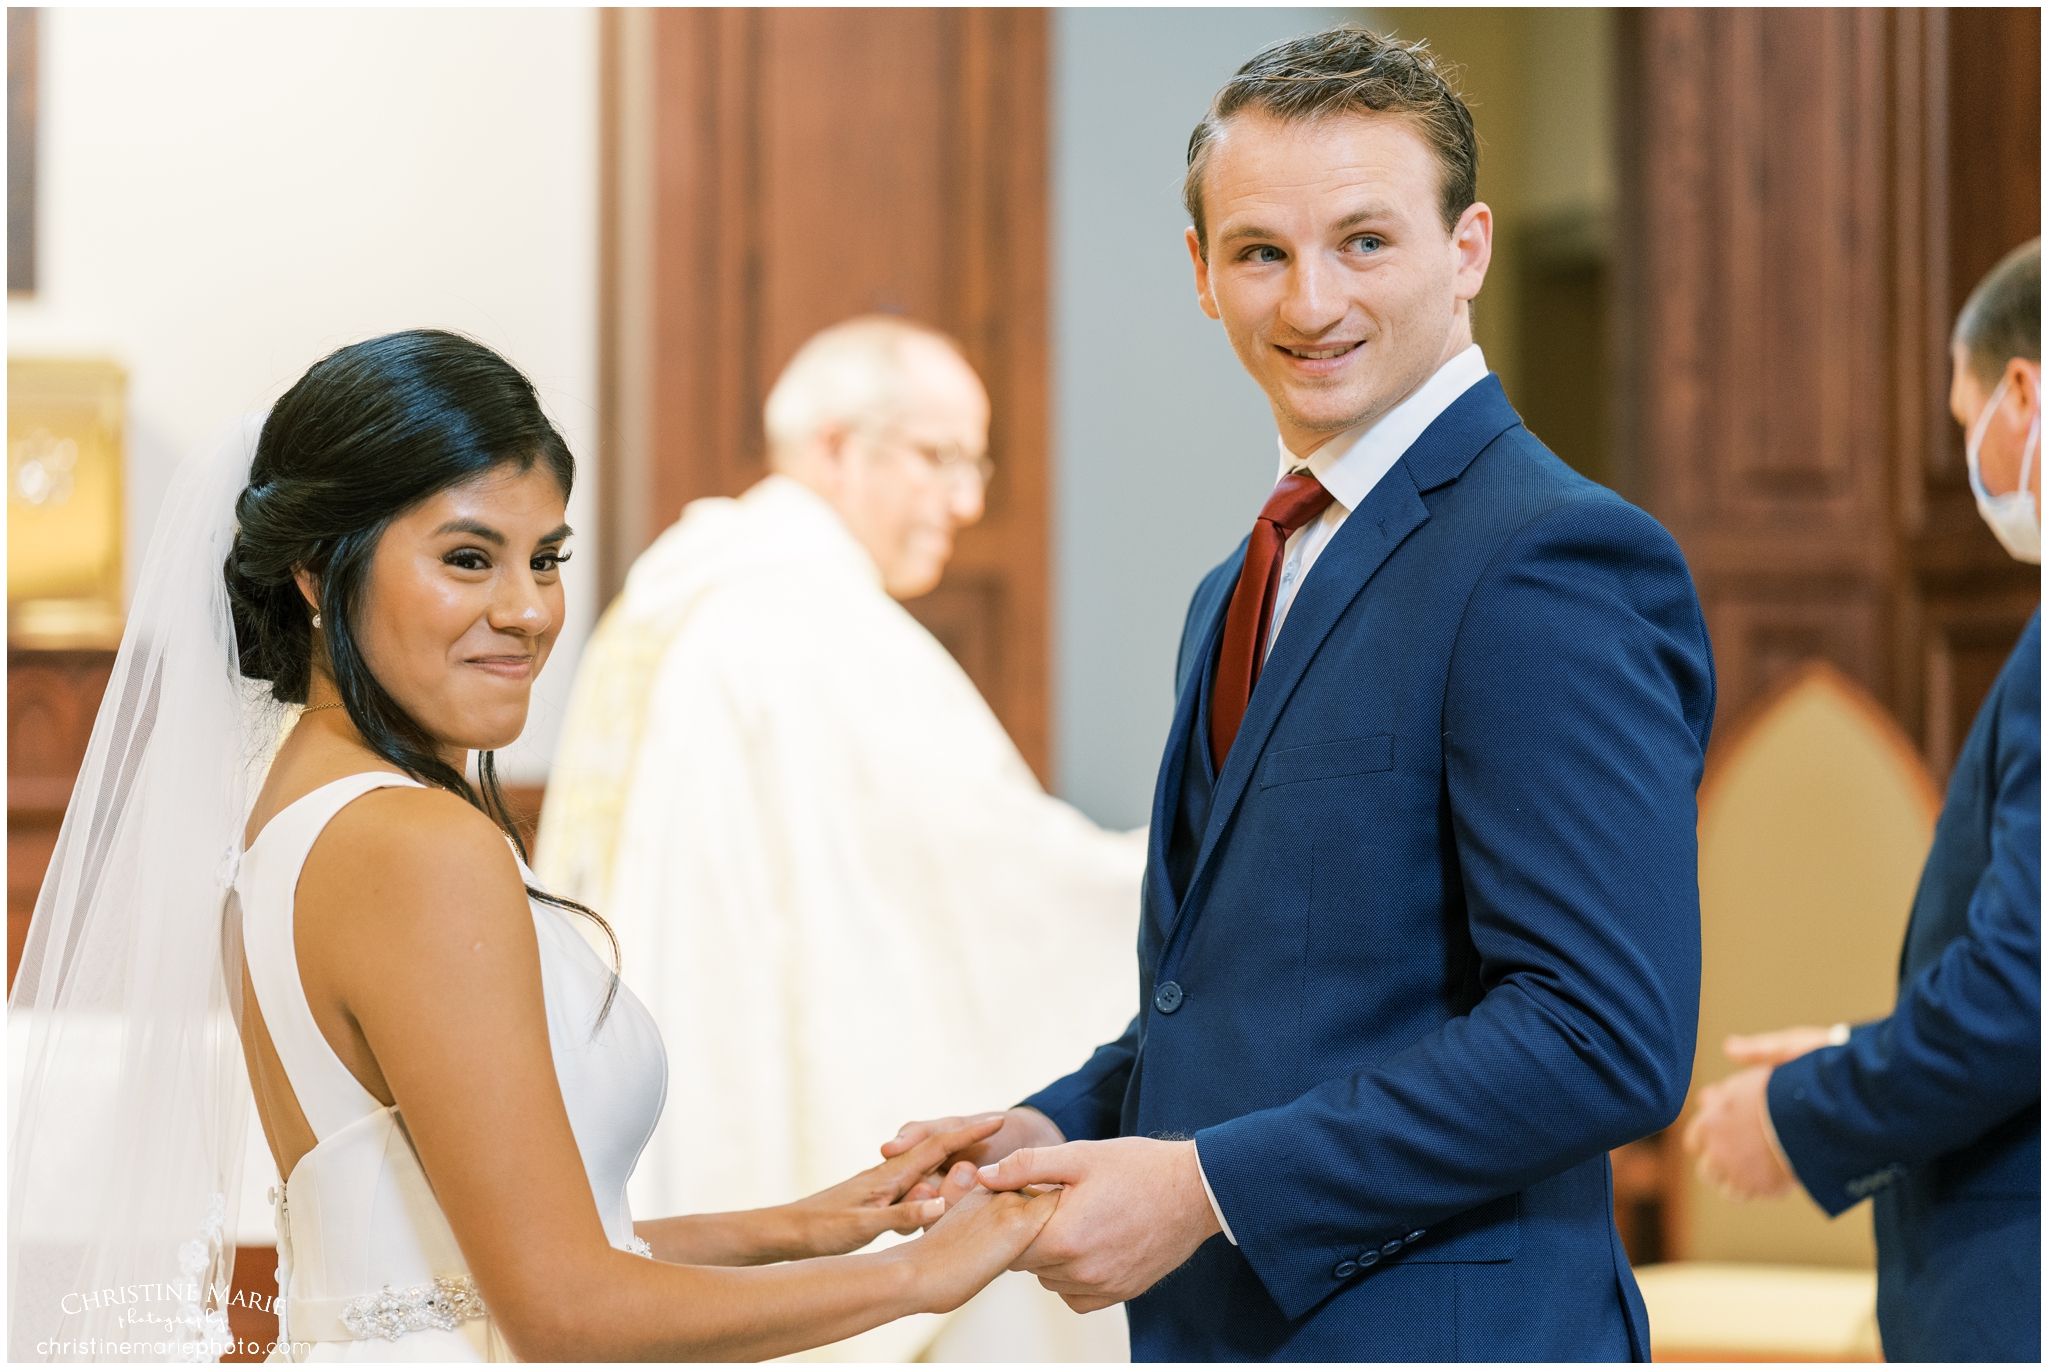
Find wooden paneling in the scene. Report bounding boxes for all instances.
[7,647,116,990]
[605,7,1052,781]
[222,1245,278,1363]
[1618,8,2040,785]
[1615,5,2041,1267]
[1946,9,2042,339]
[1621,8,1891,711]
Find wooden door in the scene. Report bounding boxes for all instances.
[6,648,115,989]
[1609,6,2041,1266]
[1616,8,2041,781]
[601,8,1052,780]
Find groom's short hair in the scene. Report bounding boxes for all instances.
[1183,26,1478,257]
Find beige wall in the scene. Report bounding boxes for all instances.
[1052,5,1355,826]
[1365,8,1613,412]
[1688,669,1936,1267]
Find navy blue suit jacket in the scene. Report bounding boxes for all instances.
[1027,378,1715,1360]
[1770,610,2041,1363]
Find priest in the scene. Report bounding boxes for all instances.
[537,316,1142,1361]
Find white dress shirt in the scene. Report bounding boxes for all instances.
[1264,344,1490,658]
[1196,344,1491,1246]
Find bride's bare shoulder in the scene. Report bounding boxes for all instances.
[314,782,517,878]
[299,784,530,946]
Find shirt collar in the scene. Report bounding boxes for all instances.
[1275,344,1490,511]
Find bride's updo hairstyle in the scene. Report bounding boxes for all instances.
[226,330,616,988]
[227,329,566,803]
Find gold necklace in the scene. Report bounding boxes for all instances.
[302,702,345,713]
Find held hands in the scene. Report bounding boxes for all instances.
[875,1110,1068,1314]
[883,1112,1227,1310]
[780,1116,1007,1260]
[1682,1025,1837,1202]
[881,1107,1065,1207]
[976,1138,1221,1312]
[884,1107,1064,1170]
[899,1184,1063,1316]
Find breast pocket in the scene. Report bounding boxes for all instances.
[1258,734,1395,789]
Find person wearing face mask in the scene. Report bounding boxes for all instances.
[1685,239,2041,1362]
[537,316,1142,1362]
[1962,245,2043,567]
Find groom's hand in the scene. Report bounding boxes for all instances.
[777,1116,1010,1259]
[883,1107,1064,1204]
[976,1137,1221,1312]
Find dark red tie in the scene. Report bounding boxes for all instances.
[1210,471,1335,766]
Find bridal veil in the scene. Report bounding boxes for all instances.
[8,415,286,1362]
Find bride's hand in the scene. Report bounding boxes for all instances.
[896,1184,1062,1315]
[780,1116,1006,1259]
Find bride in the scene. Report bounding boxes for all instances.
[7,330,1052,1362]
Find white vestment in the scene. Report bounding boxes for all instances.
[538,475,1142,1361]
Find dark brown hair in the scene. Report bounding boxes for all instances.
[1183,25,1478,256]
[226,329,622,1022]
[1953,238,2041,387]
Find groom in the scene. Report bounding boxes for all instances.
[891,27,1714,1360]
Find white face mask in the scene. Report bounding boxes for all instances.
[1966,375,2041,564]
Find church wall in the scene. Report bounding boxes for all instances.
[1050,6,1351,830]
[6,8,600,782]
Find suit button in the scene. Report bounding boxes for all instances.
[1332,1260,1357,1279]
[1357,1249,1379,1267]
[1381,1239,1403,1256]
[1154,981,1185,1014]
[1407,1230,1426,1244]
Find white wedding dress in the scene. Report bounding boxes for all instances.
[238,772,668,1361]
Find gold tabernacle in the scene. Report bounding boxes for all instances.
[8,357,126,647]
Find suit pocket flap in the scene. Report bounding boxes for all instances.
[1403,1192,1520,1264]
[1258,734,1395,789]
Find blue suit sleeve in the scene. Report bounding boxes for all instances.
[1195,498,1714,1319]
[1022,1013,1141,1142]
[1768,636,2042,1214]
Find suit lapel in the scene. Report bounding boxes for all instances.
[1165,465,1430,935]
[1145,567,1234,935]
[1169,378,1523,938]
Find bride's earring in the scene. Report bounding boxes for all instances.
[312,613,322,629]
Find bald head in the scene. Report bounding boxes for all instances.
[763,316,991,598]
[765,317,978,462]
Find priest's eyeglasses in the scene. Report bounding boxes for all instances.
[861,430,996,489]
[914,440,995,489]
